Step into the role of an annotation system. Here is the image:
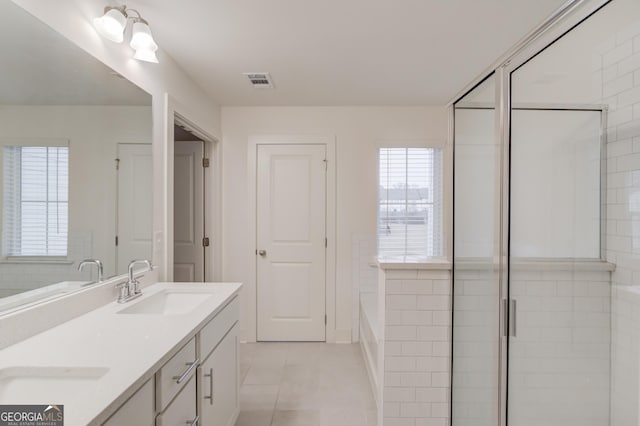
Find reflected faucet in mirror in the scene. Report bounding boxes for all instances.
[78,259,104,283]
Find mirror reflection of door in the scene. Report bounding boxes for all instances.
[116,143,153,275]
[173,125,206,282]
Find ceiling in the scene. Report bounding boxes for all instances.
[0,1,150,106]
[126,0,567,106]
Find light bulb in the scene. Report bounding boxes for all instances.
[93,7,127,43]
[130,21,158,51]
[133,48,159,63]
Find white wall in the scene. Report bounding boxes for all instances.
[10,0,222,280]
[221,106,448,342]
[0,106,151,294]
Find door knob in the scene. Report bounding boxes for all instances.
[258,250,267,257]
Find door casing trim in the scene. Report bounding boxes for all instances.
[247,135,337,343]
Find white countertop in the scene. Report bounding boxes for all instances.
[0,281,242,425]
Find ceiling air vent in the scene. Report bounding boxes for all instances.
[244,72,274,88]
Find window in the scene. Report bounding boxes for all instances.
[378,147,442,258]
[2,146,69,257]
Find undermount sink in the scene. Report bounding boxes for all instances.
[0,366,109,402]
[117,290,215,315]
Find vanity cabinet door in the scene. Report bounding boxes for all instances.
[103,379,154,426]
[199,324,239,426]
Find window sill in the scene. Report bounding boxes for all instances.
[0,258,74,265]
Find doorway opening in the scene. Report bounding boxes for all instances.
[173,118,216,282]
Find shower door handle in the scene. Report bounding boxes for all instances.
[510,299,517,338]
[502,299,509,337]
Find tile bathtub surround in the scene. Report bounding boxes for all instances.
[236,342,377,426]
[378,261,452,426]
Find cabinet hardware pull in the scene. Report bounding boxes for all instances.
[204,368,214,405]
[173,359,199,384]
[186,415,199,426]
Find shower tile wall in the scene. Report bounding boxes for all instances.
[451,267,499,426]
[508,266,611,426]
[599,17,640,426]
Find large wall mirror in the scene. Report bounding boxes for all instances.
[0,2,153,314]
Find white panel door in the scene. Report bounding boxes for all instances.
[116,144,153,275]
[257,144,326,341]
[173,141,205,282]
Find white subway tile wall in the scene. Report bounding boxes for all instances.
[598,17,640,426]
[382,268,451,426]
[353,234,379,342]
[508,267,611,426]
[451,267,499,426]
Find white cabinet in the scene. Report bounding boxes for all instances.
[101,295,239,425]
[156,375,197,426]
[199,323,239,426]
[103,379,154,426]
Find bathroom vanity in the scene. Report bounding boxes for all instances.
[0,282,242,426]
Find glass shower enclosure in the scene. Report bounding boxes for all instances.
[452,0,640,425]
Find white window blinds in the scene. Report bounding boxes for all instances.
[2,146,69,257]
[378,147,442,258]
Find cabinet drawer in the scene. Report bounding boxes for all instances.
[199,297,238,359]
[156,375,197,426]
[156,338,197,412]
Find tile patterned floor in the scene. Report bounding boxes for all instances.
[235,343,377,426]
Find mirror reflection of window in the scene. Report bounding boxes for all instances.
[3,145,69,257]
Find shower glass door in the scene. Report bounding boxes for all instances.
[506,1,630,424]
[452,75,502,426]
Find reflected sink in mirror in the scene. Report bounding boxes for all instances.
[0,366,109,402]
[0,281,92,314]
[117,290,216,315]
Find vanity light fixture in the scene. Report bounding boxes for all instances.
[93,5,159,63]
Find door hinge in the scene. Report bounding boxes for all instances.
[325,314,327,325]
[115,158,120,170]
[202,237,210,247]
[115,235,119,246]
[322,159,327,171]
[202,158,210,168]
[325,237,327,248]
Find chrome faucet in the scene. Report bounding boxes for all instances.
[78,259,104,283]
[117,259,152,303]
